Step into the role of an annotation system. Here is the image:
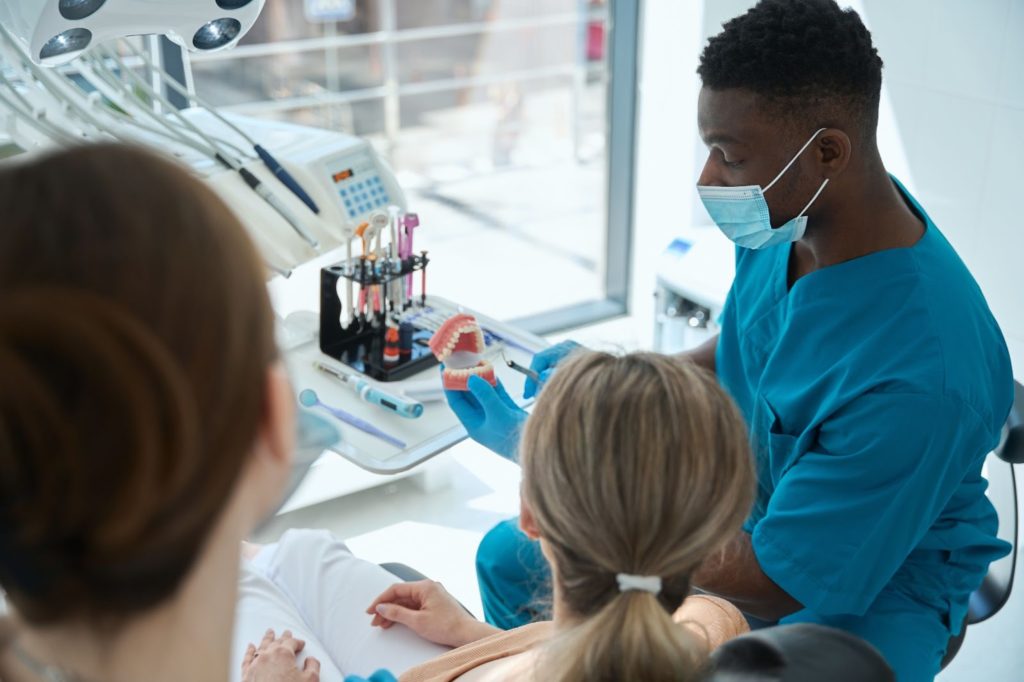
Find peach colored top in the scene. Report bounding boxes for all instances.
[400,595,749,682]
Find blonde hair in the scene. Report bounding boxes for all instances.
[520,351,755,681]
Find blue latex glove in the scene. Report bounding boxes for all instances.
[523,340,583,399]
[344,671,397,682]
[444,372,528,461]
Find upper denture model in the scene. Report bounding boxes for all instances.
[429,313,498,391]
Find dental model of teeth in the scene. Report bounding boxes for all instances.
[428,313,497,391]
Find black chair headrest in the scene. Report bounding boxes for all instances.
[998,381,1024,464]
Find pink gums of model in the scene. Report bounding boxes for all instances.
[429,313,497,391]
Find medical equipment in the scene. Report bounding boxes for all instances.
[318,209,437,382]
[314,361,424,419]
[0,0,264,66]
[504,358,540,384]
[0,2,551,484]
[111,39,320,216]
[653,230,735,354]
[429,314,498,392]
[298,389,406,450]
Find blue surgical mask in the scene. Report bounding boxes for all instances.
[697,128,829,250]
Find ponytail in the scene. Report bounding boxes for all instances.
[541,590,708,681]
[519,351,755,682]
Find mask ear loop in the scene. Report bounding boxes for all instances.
[795,178,830,219]
[763,127,828,193]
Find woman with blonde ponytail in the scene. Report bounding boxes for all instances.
[367,351,756,681]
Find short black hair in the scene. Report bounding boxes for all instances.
[698,0,883,141]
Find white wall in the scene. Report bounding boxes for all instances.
[632,0,1023,379]
[862,0,1024,381]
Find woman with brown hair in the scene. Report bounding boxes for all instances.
[362,351,757,681]
[0,143,447,682]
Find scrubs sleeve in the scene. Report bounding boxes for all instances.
[751,390,987,616]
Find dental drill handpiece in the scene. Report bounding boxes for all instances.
[314,362,424,419]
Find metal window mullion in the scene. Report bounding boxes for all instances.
[601,0,640,312]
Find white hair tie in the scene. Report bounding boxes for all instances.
[616,573,662,594]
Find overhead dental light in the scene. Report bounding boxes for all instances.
[0,0,265,66]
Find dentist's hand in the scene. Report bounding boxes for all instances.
[523,340,582,399]
[444,373,527,461]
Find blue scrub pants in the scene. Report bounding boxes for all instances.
[476,517,551,629]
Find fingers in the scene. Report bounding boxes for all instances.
[241,643,256,675]
[444,386,483,425]
[366,582,423,614]
[466,375,510,412]
[277,630,306,654]
[259,628,275,650]
[524,341,580,398]
[374,602,420,628]
[304,655,321,681]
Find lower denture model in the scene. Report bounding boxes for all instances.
[429,313,497,391]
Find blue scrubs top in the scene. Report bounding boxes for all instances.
[716,177,1013,682]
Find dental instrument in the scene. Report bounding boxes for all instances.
[504,358,540,384]
[402,213,419,291]
[299,389,406,449]
[90,45,319,250]
[116,39,320,215]
[314,361,424,419]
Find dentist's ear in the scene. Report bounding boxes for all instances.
[816,128,852,178]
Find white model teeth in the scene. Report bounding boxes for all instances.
[438,324,483,361]
[445,363,491,378]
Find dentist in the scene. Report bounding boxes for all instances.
[448,2,1014,681]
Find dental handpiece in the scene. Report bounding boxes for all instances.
[314,362,424,419]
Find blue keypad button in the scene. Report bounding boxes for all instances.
[345,199,352,207]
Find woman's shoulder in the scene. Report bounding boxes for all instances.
[402,622,554,682]
[674,594,750,652]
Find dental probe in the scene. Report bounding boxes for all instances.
[505,358,540,383]
[314,361,424,419]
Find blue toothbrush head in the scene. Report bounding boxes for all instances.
[298,389,319,408]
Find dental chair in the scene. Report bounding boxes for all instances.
[708,623,895,682]
[940,380,1023,670]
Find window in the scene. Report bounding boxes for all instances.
[187,0,638,332]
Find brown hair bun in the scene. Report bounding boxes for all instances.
[0,144,276,626]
